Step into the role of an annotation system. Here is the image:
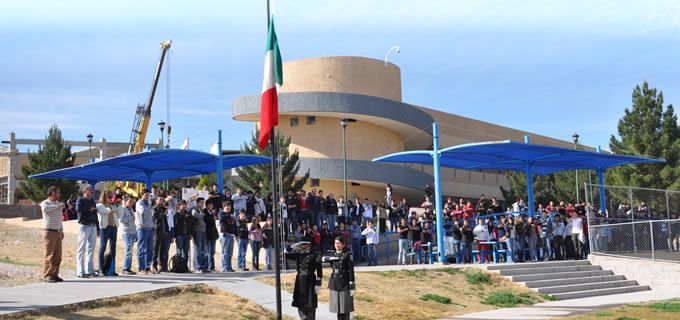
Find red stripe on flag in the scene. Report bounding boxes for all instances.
[259,87,279,149]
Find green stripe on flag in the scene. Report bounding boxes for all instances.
[267,18,283,86]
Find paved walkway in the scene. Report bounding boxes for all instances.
[446,289,680,320]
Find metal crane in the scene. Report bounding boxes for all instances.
[122,40,172,196]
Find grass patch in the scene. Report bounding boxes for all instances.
[464,271,491,285]
[616,317,640,320]
[596,311,613,317]
[482,291,537,308]
[356,293,374,303]
[420,293,452,305]
[648,301,680,312]
[437,268,462,275]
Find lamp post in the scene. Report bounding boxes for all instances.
[572,132,580,203]
[340,118,356,202]
[86,133,93,163]
[384,46,400,66]
[158,121,166,149]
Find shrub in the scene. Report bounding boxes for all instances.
[616,317,640,320]
[482,291,536,307]
[420,293,452,304]
[464,271,491,285]
[648,301,680,312]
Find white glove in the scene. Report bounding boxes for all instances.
[324,256,341,262]
[349,290,355,297]
[314,286,320,294]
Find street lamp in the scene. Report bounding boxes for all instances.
[158,121,166,149]
[572,133,580,203]
[340,118,357,202]
[384,46,400,66]
[86,133,93,163]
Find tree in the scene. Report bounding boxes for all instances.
[235,128,309,196]
[197,174,217,189]
[609,81,680,190]
[20,125,79,202]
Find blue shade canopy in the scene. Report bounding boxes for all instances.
[373,140,666,175]
[29,149,270,183]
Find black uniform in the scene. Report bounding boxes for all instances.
[323,248,355,319]
[152,205,170,271]
[285,249,323,320]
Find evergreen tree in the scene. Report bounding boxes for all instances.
[235,128,309,196]
[609,81,680,190]
[20,125,79,202]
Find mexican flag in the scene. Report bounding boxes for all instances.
[259,19,283,150]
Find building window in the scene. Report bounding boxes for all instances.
[306,116,316,125]
[290,117,299,127]
[310,178,320,187]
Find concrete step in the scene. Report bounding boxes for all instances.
[499,265,601,276]
[524,275,626,288]
[487,260,591,271]
[537,280,639,294]
[510,270,613,282]
[551,285,651,300]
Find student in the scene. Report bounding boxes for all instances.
[76,185,99,278]
[461,219,474,263]
[204,201,219,272]
[262,217,274,271]
[397,219,410,265]
[173,200,193,271]
[152,197,171,273]
[218,201,237,272]
[361,220,379,266]
[236,210,250,271]
[120,196,137,275]
[135,190,153,274]
[192,198,208,273]
[97,191,121,276]
[249,216,263,271]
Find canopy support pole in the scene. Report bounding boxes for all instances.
[432,122,446,263]
[524,135,535,216]
[145,172,153,191]
[597,146,606,215]
[217,130,224,192]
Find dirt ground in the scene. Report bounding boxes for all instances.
[258,268,548,320]
[0,221,270,287]
[0,284,290,320]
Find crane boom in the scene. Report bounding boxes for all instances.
[122,40,172,196]
[128,40,172,154]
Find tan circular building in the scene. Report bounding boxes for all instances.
[233,56,575,204]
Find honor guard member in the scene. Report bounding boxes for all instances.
[321,236,355,320]
[285,241,323,320]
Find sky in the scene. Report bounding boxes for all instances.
[2,0,680,154]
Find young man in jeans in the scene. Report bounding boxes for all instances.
[192,198,208,273]
[135,190,154,274]
[120,196,137,275]
[236,210,250,271]
[397,218,409,265]
[76,186,99,278]
[40,186,64,282]
[219,201,236,272]
[362,220,379,266]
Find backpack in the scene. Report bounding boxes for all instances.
[102,252,115,276]
[169,254,188,273]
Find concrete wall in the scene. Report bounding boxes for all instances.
[279,115,404,160]
[280,56,402,102]
[589,254,680,291]
[0,204,41,219]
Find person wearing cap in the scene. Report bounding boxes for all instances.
[285,241,322,320]
[320,236,355,320]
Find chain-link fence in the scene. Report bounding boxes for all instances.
[586,183,680,262]
[589,219,680,262]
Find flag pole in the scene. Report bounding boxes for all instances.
[266,1,283,319]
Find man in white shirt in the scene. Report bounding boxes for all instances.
[361,220,380,266]
[231,188,247,213]
[571,213,584,260]
[362,198,373,227]
[473,218,490,263]
[40,186,64,283]
[254,191,266,219]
